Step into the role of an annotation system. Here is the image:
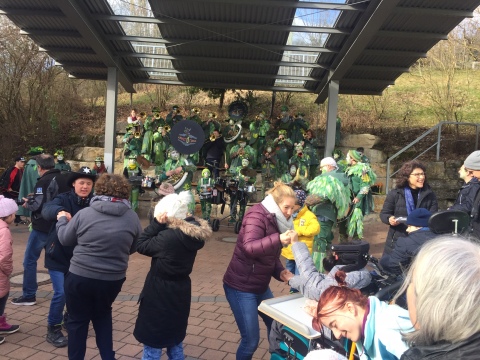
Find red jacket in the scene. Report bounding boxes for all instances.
[223,203,285,294]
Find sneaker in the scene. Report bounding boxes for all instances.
[11,296,36,306]
[0,324,20,335]
[0,336,4,344]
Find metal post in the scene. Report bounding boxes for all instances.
[436,123,442,161]
[270,91,276,118]
[386,159,391,194]
[130,92,133,107]
[476,124,479,151]
[104,67,118,174]
[324,79,339,158]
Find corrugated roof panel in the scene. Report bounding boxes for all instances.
[399,0,479,11]
[368,37,437,53]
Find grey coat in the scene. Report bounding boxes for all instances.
[288,242,371,300]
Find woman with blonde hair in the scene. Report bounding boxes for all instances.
[223,182,297,359]
[395,236,480,359]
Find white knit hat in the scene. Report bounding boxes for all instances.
[320,157,337,168]
[0,195,18,218]
[154,191,192,219]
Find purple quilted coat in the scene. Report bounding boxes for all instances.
[223,202,285,294]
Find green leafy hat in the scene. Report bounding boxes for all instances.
[128,154,137,160]
[279,129,287,135]
[95,156,104,162]
[54,149,64,157]
[152,106,160,113]
[27,146,44,155]
[348,149,362,162]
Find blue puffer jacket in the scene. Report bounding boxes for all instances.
[223,202,285,294]
[42,190,92,273]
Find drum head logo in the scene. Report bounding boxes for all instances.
[170,120,205,155]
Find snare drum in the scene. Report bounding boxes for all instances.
[141,176,154,189]
[199,185,213,200]
[211,188,224,204]
[215,177,227,192]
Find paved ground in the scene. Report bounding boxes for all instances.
[2,212,387,360]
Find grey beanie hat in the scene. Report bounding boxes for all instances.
[464,150,480,170]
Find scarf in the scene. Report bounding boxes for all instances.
[261,194,293,233]
[404,187,420,215]
[90,195,131,209]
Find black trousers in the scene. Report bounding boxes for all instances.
[64,272,125,360]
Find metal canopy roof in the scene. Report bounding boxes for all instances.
[0,0,478,103]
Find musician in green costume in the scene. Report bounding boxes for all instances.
[290,112,309,145]
[123,155,143,213]
[248,111,270,169]
[197,168,214,222]
[17,146,44,218]
[229,139,255,174]
[229,158,256,224]
[273,130,293,177]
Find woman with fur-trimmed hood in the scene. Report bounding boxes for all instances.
[134,191,211,359]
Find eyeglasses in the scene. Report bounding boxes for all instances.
[410,172,425,178]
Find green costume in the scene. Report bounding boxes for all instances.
[202,114,221,139]
[165,105,183,127]
[17,147,44,217]
[229,160,256,223]
[197,169,213,222]
[123,124,142,167]
[306,171,350,271]
[222,120,240,166]
[229,142,255,174]
[152,129,168,166]
[289,144,310,188]
[54,150,71,172]
[291,113,309,145]
[277,107,292,135]
[123,157,143,213]
[343,157,376,239]
[248,114,270,169]
[260,147,277,191]
[273,132,293,177]
[141,116,154,161]
[303,137,319,180]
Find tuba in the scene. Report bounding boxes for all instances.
[224,121,243,143]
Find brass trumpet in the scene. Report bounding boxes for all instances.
[154,112,161,119]
[192,108,200,114]
[209,134,216,142]
[134,131,141,138]
[164,125,171,133]
[139,111,147,119]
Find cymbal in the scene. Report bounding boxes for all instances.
[240,168,257,178]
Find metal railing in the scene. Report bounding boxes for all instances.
[386,121,480,193]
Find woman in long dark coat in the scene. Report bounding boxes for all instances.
[134,191,211,360]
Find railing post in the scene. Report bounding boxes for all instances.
[436,122,442,161]
[476,124,479,151]
[386,159,391,194]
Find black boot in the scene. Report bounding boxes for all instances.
[46,325,68,348]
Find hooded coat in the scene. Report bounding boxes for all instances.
[133,216,210,348]
[0,220,13,298]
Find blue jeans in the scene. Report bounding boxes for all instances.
[22,229,48,298]
[223,283,274,360]
[142,343,184,360]
[285,259,299,293]
[48,270,65,326]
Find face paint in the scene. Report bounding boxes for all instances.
[229,119,234,125]
[95,162,101,167]
[171,151,179,160]
[242,159,249,167]
[290,166,297,176]
[57,155,64,161]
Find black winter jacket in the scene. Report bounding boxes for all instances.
[380,185,438,256]
[42,190,92,273]
[400,332,480,360]
[449,177,480,214]
[25,169,69,233]
[380,229,437,275]
[134,216,211,348]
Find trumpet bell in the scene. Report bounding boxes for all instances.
[164,125,171,133]
[139,111,147,118]
[209,134,216,142]
[154,112,161,119]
